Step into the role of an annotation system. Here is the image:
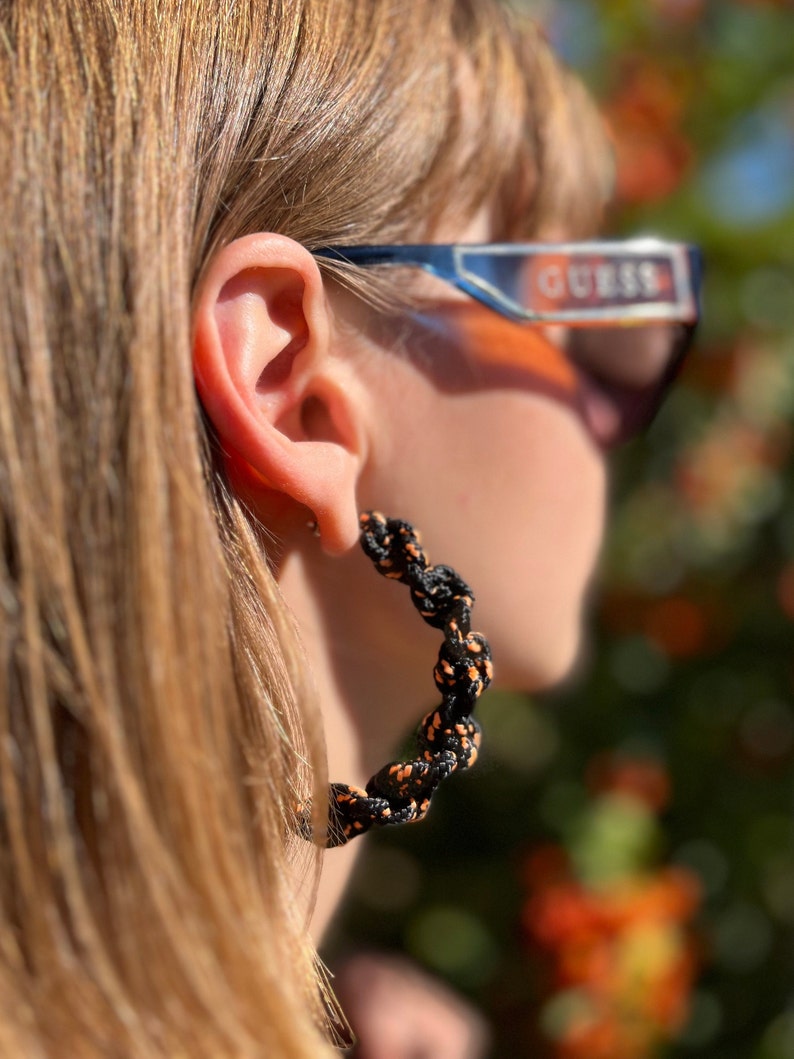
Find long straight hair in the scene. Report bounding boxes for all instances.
[0,1,610,1055]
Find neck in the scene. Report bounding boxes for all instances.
[280,539,442,778]
[278,538,441,938]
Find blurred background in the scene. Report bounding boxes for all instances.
[324,1,794,1055]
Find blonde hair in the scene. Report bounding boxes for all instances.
[0,1,610,1055]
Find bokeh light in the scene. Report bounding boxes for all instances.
[324,3,794,1056]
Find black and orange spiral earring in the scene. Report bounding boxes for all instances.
[297,511,493,848]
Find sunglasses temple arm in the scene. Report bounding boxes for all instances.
[687,245,705,319]
[315,244,458,275]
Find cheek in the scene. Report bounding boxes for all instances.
[365,376,607,691]
[477,413,607,688]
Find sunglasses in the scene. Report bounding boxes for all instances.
[315,239,703,440]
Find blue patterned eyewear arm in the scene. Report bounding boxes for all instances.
[315,240,702,327]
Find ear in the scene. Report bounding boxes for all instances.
[192,233,365,555]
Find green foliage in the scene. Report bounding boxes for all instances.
[325,2,794,1055]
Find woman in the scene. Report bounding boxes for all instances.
[0,0,699,1055]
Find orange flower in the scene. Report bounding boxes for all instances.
[650,0,707,23]
[523,765,702,1058]
[526,870,700,1057]
[676,420,784,516]
[641,596,710,659]
[604,59,693,205]
[777,562,794,621]
[587,754,672,811]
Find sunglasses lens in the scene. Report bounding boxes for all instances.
[566,322,694,440]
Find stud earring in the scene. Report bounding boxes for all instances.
[297,511,493,848]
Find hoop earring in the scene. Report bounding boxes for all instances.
[297,511,493,849]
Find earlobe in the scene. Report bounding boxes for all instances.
[192,233,365,554]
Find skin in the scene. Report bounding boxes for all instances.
[331,952,491,1059]
[192,216,609,1057]
[345,294,608,694]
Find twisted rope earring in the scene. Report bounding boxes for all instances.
[298,511,493,849]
